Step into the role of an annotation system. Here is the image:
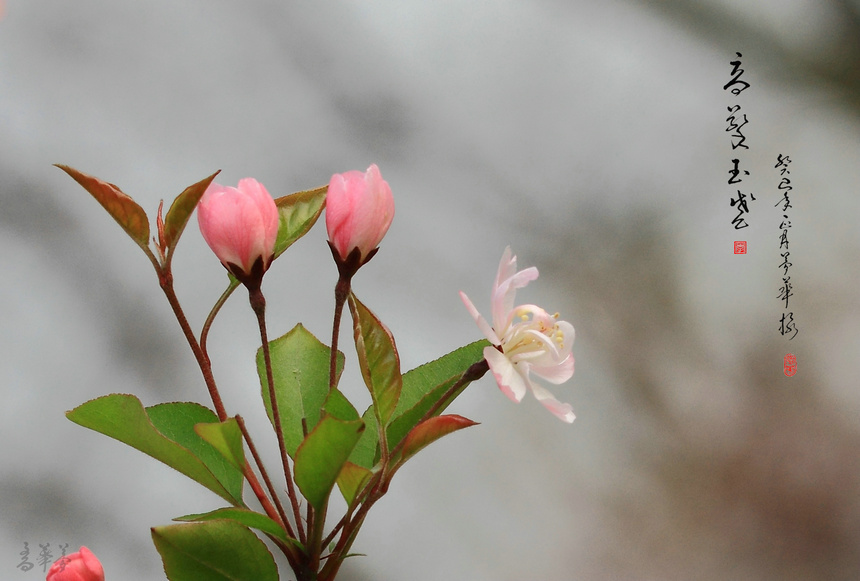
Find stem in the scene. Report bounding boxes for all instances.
[200,281,239,360]
[329,274,351,391]
[236,415,294,540]
[320,359,490,580]
[307,502,327,575]
[158,268,301,564]
[249,287,307,545]
[158,269,227,421]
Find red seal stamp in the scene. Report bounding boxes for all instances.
[734,241,747,254]
[783,353,797,377]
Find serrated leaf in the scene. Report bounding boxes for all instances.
[194,418,245,472]
[163,170,220,258]
[152,521,278,581]
[272,184,327,260]
[348,293,402,426]
[67,394,236,503]
[393,415,478,472]
[335,462,373,507]
[387,340,489,448]
[294,415,364,510]
[174,508,300,548]
[258,324,345,458]
[55,164,151,251]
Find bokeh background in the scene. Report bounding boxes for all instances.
[2,1,859,580]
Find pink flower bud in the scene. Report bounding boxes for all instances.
[46,546,104,581]
[326,164,394,264]
[197,178,279,280]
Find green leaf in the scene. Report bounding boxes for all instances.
[147,403,244,505]
[163,170,220,259]
[272,184,327,260]
[174,508,300,548]
[257,324,345,458]
[348,406,379,469]
[67,394,237,504]
[194,418,245,472]
[348,293,402,427]
[393,415,478,473]
[152,521,278,581]
[323,387,359,422]
[55,164,151,251]
[387,340,489,449]
[294,415,364,510]
[335,462,373,507]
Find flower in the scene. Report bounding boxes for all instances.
[326,164,394,265]
[460,247,576,422]
[46,546,104,581]
[197,178,279,280]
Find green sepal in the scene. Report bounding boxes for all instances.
[152,521,278,581]
[348,293,402,427]
[257,324,345,458]
[66,394,240,504]
[174,507,301,549]
[55,164,151,253]
[294,414,365,510]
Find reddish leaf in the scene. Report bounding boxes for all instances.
[163,170,220,258]
[396,414,478,469]
[348,293,402,426]
[55,164,150,251]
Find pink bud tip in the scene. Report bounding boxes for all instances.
[326,164,394,263]
[197,178,280,278]
[46,546,104,581]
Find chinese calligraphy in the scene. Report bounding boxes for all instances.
[775,154,798,341]
[15,542,68,573]
[725,53,756,230]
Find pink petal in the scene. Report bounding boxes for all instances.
[460,291,501,345]
[529,382,576,423]
[492,266,539,332]
[484,346,527,403]
[530,354,574,384]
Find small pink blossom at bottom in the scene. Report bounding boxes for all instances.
[460,247,576,423]
[46,546,104,581]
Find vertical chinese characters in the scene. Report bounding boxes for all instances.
[724,52,756,230]
[17,542,34,571]
[774,154,799,340]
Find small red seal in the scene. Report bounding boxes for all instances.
[783,353,797,377]
[734,241,747,254]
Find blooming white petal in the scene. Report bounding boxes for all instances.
[484,345,527,403]
[460,247,576,422]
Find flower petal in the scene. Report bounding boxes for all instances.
[492,266,539,332]
[529,382,575,423]
[530,354,574,384]
[484,345,527,403]
[459,291,501,345]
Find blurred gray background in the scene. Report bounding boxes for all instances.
[2,1,859,580]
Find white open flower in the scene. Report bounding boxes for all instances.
[460,247,575,423]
